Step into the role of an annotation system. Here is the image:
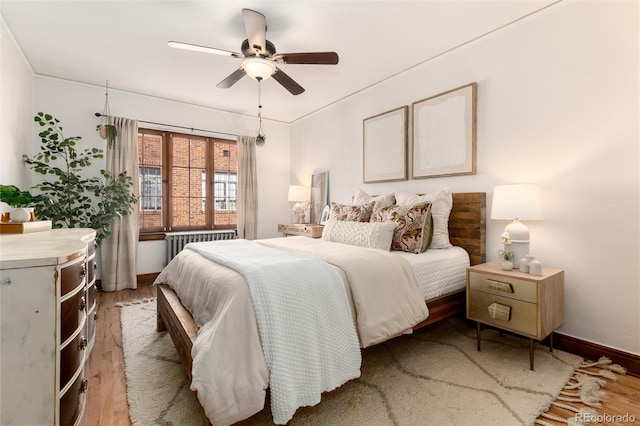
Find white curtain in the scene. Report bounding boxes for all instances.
[100,117,140,291]
[236,135,258,240]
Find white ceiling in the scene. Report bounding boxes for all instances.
[1,0,556,123]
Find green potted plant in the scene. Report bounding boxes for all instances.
[0,184,48,222]
[498,249,516,271]
[0,184,39,207]
[23,112,137,244]
[96,123,117,148]
[96,81,117,147]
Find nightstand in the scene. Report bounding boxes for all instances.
[277,223,323,238]
[466,262,564,370]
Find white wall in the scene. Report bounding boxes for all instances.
[290,1,640,355]
[0,16,33,189]
[32,77,290,274]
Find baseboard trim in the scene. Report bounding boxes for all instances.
[552,332,639,377]
[95,272,159,291]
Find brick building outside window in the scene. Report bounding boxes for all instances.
[137,129,237,237]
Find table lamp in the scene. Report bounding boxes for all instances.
[287,185,310,224]
[491,184,544,263]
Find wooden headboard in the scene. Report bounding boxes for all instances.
[450,192,486,266]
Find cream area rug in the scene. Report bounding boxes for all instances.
[120,298,201,426]
[121,299,606,426]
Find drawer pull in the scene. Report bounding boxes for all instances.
[80,264,87,278]
[78,296,87,312]
[93,262,97,270]
[94,312,99,321]
[488,303,511,321]
[79,379,88,394]
[486,279,513,293]
[78,336,88,351]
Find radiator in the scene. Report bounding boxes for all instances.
[165,230,237,265]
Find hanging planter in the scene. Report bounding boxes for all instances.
[97,80,117,147]
[97,123,117,147]
[255,80,266,146]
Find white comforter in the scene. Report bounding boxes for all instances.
[185,240,361,425]
[155,237,429,425]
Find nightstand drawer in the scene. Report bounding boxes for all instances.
[468,291,537,336]
[277,224,323,238]
[468,271,537,303]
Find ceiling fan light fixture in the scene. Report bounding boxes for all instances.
[242,57,276,81]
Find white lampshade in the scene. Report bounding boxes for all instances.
[242,58,276,81]
[491,184,544,221]
[287,185,309,202]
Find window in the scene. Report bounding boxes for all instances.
[214,172,237,211]
[137,129,237,235]
[138,130,164,232]
[139,166,162,210]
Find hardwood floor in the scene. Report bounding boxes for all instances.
[85,285,154,426]
[86,286,640,425]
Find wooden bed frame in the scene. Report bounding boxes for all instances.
[156,191,486,410]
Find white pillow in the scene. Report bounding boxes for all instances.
[352,189,395,206]
[395,188,453,249]
[322,219,396,251]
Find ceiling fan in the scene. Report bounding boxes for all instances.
[168,8,339,95]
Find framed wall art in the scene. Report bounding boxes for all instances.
[363,105,408,183]
[412,82,477,179]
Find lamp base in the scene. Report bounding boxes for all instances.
[503,219,530,263]
[505,219,529,242]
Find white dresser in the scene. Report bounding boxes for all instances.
[0,228,96,426]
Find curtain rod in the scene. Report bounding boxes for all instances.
[94,113,238,138]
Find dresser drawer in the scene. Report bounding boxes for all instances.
[468,290,537,336]
[61,290,87,343]
[60,330,86,391]
[468,271,537,303]
[59,371,87,426]
[61,260,86,296]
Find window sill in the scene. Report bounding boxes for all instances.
[139,232,166,242]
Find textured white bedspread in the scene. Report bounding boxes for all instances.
[394,246,470,300]
[185,240,361,425]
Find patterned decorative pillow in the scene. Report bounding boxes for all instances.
[370,202,432,254]
[395,188,453,249]
[352,189,395,206]
[329,202,375,222]
[321,219,396,251]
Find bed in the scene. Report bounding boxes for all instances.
[155,192,485,425]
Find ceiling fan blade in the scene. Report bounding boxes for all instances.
[217,67,247,89]
[168,41,241,58]
[272,52,339,65]
[272,67,305,95]
[242,8,267,56]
